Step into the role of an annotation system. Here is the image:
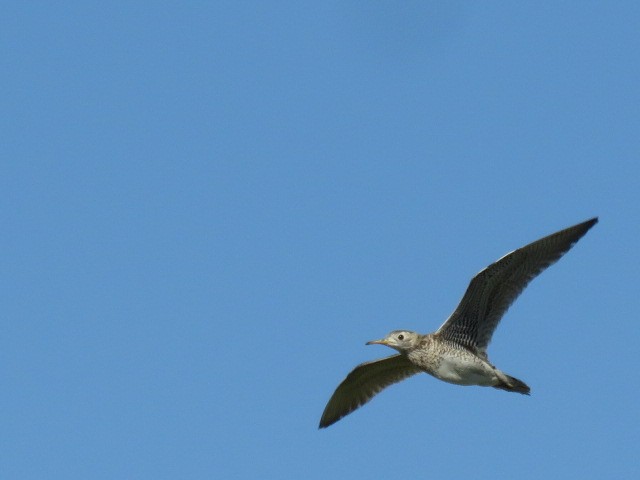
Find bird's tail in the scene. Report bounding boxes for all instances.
[493,374,530,395]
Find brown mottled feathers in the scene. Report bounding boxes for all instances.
[436,218,598,357]
[319,355,421,428]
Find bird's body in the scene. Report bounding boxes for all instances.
[319,218,598,428]
[410,335,500,386]
[405,334,529,392]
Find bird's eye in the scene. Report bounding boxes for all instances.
[398,334,404,340]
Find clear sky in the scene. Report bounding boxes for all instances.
[2,2,639,479]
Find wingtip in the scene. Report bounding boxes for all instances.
[583,217,599,231]
[318,411,334,429]
[573,217,598,233]
[318,418,331,429]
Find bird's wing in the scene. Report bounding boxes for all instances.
[436,218,597,357]
[319,354,421,428]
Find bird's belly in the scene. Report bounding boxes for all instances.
[432,355,497,386]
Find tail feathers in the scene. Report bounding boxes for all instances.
[494,374,530,395]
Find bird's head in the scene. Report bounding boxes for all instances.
[366,330,421,353]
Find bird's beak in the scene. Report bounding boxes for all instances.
[366,339,388,346]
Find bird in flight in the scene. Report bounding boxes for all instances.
[319,218,597,428]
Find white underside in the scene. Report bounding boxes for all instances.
[432,356,499,386]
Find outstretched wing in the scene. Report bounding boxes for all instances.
[319,354,421,428]
[436,218,597,357]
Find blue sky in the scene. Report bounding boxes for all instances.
[2,2,639,478]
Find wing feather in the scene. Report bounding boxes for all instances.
[319,354,421,428]
[436,218,597,356]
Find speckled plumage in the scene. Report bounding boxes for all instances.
[319,218,597,428]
